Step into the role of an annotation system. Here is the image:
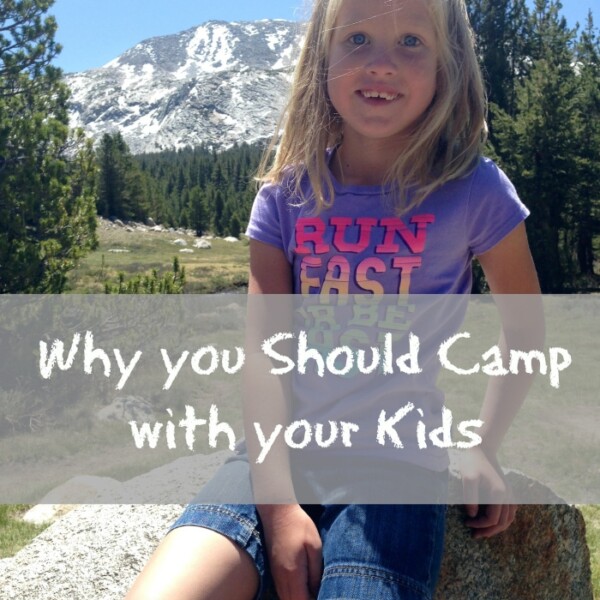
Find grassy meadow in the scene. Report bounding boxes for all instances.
[66,218,250,294]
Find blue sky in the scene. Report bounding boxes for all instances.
[50,0,597,73]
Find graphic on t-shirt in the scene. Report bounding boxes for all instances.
[294,215,435,295]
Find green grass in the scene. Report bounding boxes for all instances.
[67,219,249,294]
[0,505,49,559]
[581,505,600,598]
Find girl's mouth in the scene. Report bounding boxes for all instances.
[359,90,399,101]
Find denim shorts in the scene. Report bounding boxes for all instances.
[169,457,447,600]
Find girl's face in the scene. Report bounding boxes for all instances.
[327,0,438,150]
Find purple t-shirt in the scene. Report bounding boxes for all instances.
[246,157,529,471]
[246,156,529,295]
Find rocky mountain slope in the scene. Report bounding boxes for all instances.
[65,20,303,154]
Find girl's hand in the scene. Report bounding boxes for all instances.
[459,447,518,539]
[259,504,323,600]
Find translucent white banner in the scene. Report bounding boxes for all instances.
[0,294,596,504]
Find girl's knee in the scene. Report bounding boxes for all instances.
[126,526,260,600]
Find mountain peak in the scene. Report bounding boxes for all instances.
[66,19,303,154]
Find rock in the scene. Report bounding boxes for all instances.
[0,469,593,600]
[433,469,593,599]
[22,504,78,525]
[223,236,239,243]
[216,302,245,326]
[107,248,130,253]
[435,504,593,600]
[0,505,183,600]
[30,476,123,504]
[96,396,154,423]
[112,219,125,227]
[172,238,187,246]
[146,217,157,227]
[24,451,234,505]
[179,248,194,253]
[194,239,212,249]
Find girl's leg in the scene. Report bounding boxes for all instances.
[125,525,260,600]
[317,504,446,600]
[126,451,267,599]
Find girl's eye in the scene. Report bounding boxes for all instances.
[402,35,421,47]
[349,33,367,46]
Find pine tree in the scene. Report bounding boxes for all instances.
[212,188,225,236]
[492,0,580,291]
[0,0,97,293]
[189,185,208,236]
[96,131,147,221]
[466,0,531,117]
[229,212,241,239]
[572,13,600,281]
[97,133,123,218]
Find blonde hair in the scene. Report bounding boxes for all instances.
[257,0,487,211]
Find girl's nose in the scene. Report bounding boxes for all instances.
[366,47,399,77]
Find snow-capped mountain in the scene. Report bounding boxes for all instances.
[65,20,303,154]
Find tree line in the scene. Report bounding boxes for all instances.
[96,131,264,239]
[466,0,600,291]
[1,0,598,293]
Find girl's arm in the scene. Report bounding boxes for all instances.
[463,222,542,538]
[248,238,294,295]
[476,222,540,296]
[245,239,323,600]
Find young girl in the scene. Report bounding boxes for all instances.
[126,0,540,598]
